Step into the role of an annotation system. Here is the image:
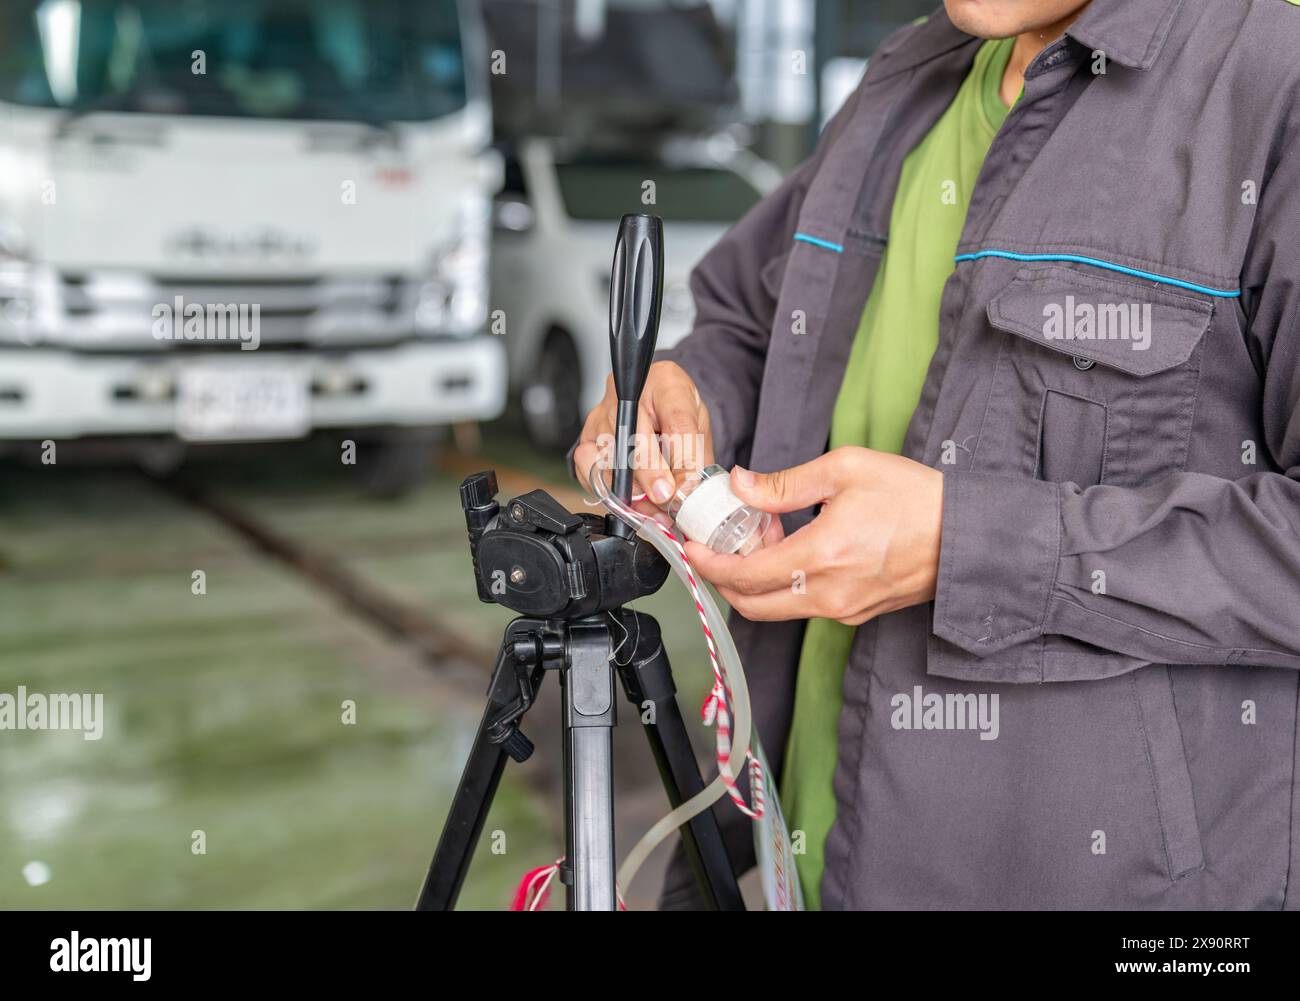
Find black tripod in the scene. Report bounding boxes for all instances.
[416,215,743,911]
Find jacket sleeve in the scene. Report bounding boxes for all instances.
[932,134,1300,679]
[660,86,861,470]
[659,164,807,470]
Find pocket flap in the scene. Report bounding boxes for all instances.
[986,266,1214,377]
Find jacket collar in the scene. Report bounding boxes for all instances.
[871,0,1183,80]
[865,11,978,82]
[1066,0,1184,71]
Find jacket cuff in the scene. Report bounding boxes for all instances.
[933,471,1062,655]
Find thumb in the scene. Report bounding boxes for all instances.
[729,457,840,514]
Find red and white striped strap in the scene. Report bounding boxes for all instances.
[509,859,628,911]
[603,493,765,820]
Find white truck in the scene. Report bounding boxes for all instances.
[0,0,505,494]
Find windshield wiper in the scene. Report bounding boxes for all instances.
[52,92,144,138]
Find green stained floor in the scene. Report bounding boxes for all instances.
[0,452,560,910]
[0,431,720,910]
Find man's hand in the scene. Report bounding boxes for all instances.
[572,360,714,523]
[687,447,944,625]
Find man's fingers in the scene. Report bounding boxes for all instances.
[581,405,671,504]
[714,585,806,622]
[760,514,786,548]
[573,402,615,491]
[574,434,614,493]
[631,498,672,527]
[651,382,710,484]
[686,529,818,597]
[630,404,676,505]
[575,444,668,528]
[729,454,843,514]
[573,441,599,492]
[719,584,887,626]
[572,363,713,507]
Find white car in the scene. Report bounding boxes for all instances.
[490,138,778,450]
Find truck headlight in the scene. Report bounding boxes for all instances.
[415,196,489,336]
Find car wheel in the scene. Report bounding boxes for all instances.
[353,428,442,499]
[522,329,583,452]
[135,438,188,478]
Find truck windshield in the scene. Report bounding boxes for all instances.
[0,0,467,122]
[556,162,762,224]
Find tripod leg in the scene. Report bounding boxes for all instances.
[615,611,746,911]
[561,620,618,910]
[417,622,547,911]
[417,712,510,910]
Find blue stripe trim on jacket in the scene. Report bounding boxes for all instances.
[794,232,845,253]
[953,250,1241,299]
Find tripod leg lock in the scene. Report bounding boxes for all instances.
[480,630,551,763]
[495,727,534,763]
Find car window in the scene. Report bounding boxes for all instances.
[555,162,760,223]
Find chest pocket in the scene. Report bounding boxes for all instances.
[975,266,1214,488]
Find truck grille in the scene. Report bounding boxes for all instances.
[50,271,412,350]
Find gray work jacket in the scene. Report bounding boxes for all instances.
[660,0,1300,908]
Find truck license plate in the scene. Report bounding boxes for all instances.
[176,365,310,442]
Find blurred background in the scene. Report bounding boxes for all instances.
[0,0,933,909]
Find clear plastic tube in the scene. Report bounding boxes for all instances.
[587,465,754,894]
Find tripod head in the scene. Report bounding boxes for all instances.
[459,214,668,617]
[459,471,667,617]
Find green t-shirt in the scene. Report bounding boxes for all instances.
[782,36,1017,909]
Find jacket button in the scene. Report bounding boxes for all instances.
[1072,356,1095,371]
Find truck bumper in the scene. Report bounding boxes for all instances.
[0,338,506,440]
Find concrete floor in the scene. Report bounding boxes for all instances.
[0,429,725,910]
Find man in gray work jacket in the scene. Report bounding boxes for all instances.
[573,0,1300,909]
